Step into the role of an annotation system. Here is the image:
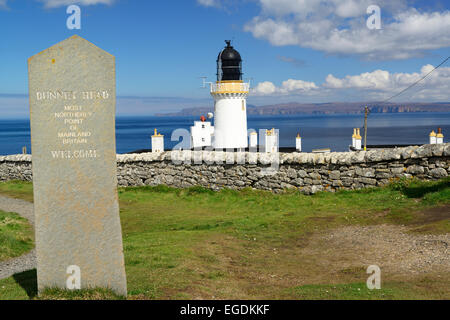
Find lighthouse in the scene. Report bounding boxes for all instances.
[211,41,249,150]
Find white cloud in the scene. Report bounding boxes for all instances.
[253,64,450,101]
[245,0,450,60]
[0,0,114,9]
[324,70,392,90]
[334,0,364,18]
[323,64,449,91]
[253,79,318,95]
[37,0,114,8]
[197,0,221,8]
[253,81,277,95]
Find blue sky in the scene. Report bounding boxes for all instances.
[0,0,449,117]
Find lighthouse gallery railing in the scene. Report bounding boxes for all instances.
[210,82,250,94]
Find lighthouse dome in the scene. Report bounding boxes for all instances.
[218,41,242,61]
[217,40,242,81]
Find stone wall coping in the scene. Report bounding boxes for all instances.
[1,143,449,165]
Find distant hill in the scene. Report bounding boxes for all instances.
[155,102,450,117]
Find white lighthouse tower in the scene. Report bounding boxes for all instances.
[211,41,249,150]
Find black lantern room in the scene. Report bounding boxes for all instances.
[217,40,242,82]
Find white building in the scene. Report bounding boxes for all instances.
[191,119,214,149]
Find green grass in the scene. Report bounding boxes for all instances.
[0,210,34,262]
[0,269,122,300]
[0,270,38,300]
[0,177,448,300]
[289,280,450,300]
[0,180,33,202]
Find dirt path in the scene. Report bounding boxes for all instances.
[188,206,450,299]
[0,195,36,280]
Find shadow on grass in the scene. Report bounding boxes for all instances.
[13,269,37,299]
[392,177,450,199]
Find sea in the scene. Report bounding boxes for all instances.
[0,112,449,155]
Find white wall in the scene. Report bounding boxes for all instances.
[213,96,248,149]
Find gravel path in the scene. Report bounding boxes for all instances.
[0,195,36,280]
[320,224,450,275]
[0,250,36,280]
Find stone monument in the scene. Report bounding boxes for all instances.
[28,35,127,296]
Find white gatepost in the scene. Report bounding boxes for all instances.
[352,128,357,148]
[249,131,258,149]
[436,128,444,144]
[151,128,164,153]
[265,128,278,153]
[429,130,437,144]
[355,128,362,150]
[296,133,302,152]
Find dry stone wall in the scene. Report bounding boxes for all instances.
[1,143,449,194]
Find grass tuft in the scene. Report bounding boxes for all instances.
[0,210,34,262]
[289,280,449,300]
[38,288,124,300]
[390,177,450,200]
